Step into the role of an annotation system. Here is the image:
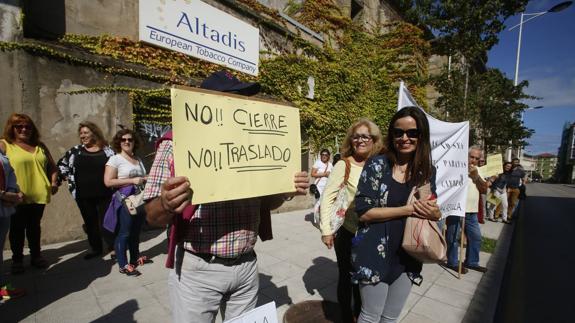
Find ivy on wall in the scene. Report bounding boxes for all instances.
[0,0,431,150]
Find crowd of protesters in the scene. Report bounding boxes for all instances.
[1,71,523,323]
[0,113,150,301]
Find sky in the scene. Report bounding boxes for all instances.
[487,0,575,156]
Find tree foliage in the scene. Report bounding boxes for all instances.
[433,67,534,153]
[394,0,528,61]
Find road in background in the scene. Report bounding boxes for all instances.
[495,183,575,323]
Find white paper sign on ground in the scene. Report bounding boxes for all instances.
[398,81,469,218]
[224,302,278,323]
[139,0,260,75]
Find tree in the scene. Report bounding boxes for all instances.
[433,67,534,153]
[394,0,528,62]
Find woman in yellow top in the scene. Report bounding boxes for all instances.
[319,118,384,323]
[0,113,58,274]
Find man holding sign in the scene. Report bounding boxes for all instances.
[143,71,309,323]
[445,145,489,274]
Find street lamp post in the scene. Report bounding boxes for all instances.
[505,1,572,161]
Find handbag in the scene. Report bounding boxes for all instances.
[122,159,147,216]
[401,183,447,263]
[123,186,145,215]
[315,158,351,234]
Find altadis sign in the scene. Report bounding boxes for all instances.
[139,0,260,75]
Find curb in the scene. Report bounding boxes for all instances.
[462,216,517,322]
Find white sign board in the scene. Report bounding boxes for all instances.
[398,82,469,218]
[139,0,260,75]
[224,301,278,323]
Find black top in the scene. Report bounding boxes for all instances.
[491,174,507,190]
[506,167,526,188]
[75,148,111,199]
[352,155,434,285]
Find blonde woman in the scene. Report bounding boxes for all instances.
[319,118,384,323]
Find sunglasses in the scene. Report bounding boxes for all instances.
[14,124,31,131]
[121,138,134,143]
[392,128,419,139]
[320,153,330,157]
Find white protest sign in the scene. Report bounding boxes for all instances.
[398,81,469,218]
[224,301,278,323]
[139,0,260,75]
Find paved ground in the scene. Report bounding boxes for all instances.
[494,183,575,323]
[1,208,506,323]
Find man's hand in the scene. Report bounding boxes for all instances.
[293,171,309,195]
[469,165,479,180]
[322,235,334,249]
[146,176,193,227]
[161,176,192,214]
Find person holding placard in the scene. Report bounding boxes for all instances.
[142,71,309,323]
[445,145,488,274]
[486,162,511,224]
[351,107,440,323]
[319,118,384,323]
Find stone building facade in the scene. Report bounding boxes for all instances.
[0,0,436,244]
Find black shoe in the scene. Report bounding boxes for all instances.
[465,264,487,273]
[502,220,512,224]
[84,252,102,260]
[444,263,468,274]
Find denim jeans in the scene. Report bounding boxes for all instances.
[114,205,144,269]
[446,213,482,267]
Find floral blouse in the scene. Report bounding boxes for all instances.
[351,155,437,286]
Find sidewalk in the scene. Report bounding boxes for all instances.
[1,209,507,323]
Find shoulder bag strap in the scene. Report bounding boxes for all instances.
[343,158,351,185]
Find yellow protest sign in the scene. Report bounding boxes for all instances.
[171,86,301,204]
[478,154,503,178]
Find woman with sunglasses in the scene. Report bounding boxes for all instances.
[319,118,384,323]
[57,121,115,260]
[104,129,147,276]
[352,107,440,323]
[0,113,58,274]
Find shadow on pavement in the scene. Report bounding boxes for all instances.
[1,228,166,322]
[91,299,139,323]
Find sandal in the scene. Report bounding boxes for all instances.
[119,264,141,276]
[136,256,152,266]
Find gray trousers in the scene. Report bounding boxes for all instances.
[358,273,412,323]
[169,246,259,323]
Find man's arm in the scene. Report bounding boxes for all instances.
[145,176,191,226]
[469,165,488,194]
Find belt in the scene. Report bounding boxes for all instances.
[185,249,255,266]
